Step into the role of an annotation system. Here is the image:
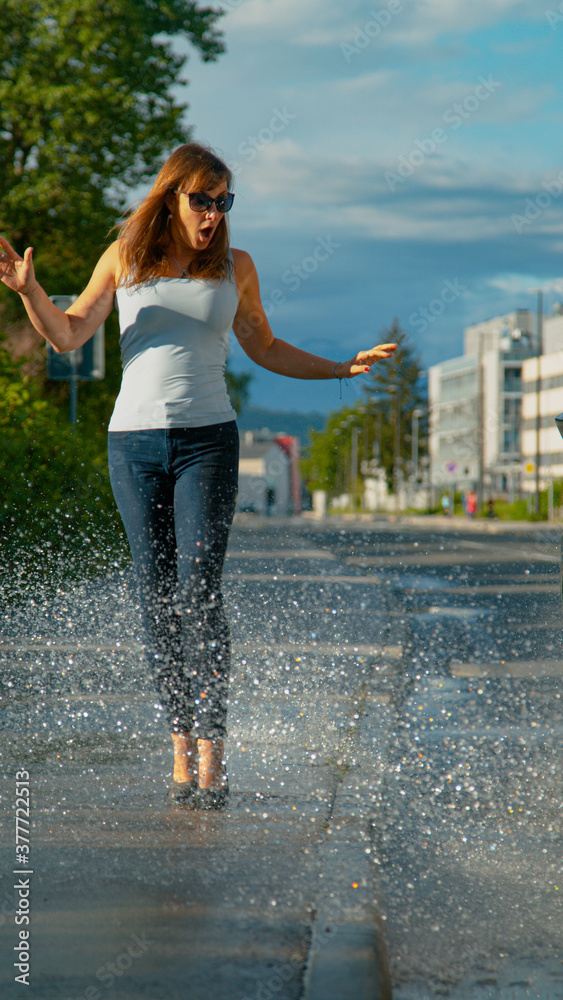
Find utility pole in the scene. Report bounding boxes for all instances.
[477,334,484,514]
[411,408,424,481]
[351,425,359,509]
[533,289,544,514]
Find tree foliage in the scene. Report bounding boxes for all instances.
[364,318,426,484]
[0,1,233,590]
[0,348,128,597]
[225,366,252,416]
[301,404,360,497]
[0,0,225,297]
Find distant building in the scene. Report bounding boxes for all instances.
[429,309,535,495]
[521,312,563,489]
[237,430,301,515]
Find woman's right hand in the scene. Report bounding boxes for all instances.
[0,237,38,296]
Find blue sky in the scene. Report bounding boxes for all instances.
[162,0,563,413]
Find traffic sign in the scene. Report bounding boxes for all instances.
[46,295,105,381]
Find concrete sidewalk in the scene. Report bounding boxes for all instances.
[0,531,401,999]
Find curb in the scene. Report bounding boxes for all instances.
[303,772,392,1000]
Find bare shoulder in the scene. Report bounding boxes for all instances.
[231,248,258,291]
[99,239,122,282]
[82,239,121,289]
[231,247,253,266]
[66,240,121,319]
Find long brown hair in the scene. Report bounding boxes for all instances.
[116,143,233,286]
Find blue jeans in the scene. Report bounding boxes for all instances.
[108,422,239,739]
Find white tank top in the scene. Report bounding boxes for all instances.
[108,272,239,431]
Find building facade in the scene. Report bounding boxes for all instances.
[236,431,302,516]
[521,341,563,489]
[429,309,535,496]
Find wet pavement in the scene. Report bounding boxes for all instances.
[0,515,562,998]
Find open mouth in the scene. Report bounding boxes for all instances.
[199,225,214,242]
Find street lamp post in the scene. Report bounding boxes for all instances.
[477,333,485,514]
[411,407,424,481]
[534,290,544,514]
[526,288,544,514]
[351,425,359,508]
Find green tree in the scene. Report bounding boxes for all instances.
[0,0,225,302]
[225,365,252,416]
[364,319,426,488]
[301,404,362,500]
[0,348,127,597]
[301,320,427,502]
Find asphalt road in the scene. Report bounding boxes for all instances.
[338,518,563,999]
[0,515,561,999]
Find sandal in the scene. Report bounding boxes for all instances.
[167,779,196,805]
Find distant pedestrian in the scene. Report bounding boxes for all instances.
[441,493,450,515]
[265,484,276,516]
[465,490,477,518]
[0,141,397,809]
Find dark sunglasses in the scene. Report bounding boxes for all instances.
[179,190,235,214]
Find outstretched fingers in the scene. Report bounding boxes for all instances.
[0,236,19,260]
[345,343,398,376]
[0,240,35,293]
[361,343,398,362]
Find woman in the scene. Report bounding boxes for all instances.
[0,142,397,809]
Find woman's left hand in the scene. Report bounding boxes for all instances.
[334,343,398,379]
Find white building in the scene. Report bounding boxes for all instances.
[521,319,563,489]
[237,432,292,515]
[429,309,535,495]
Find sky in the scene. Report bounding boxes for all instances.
[161,0,563,413]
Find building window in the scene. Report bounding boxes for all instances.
[503,366,521,391]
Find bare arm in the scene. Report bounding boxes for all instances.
[0,237,120,353]
[231,249,397,379]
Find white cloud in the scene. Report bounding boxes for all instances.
[230,140,557,245]
[488,274,563,296]
[387,0,540,47]
[223,0,540,47]
[223,0,333,35]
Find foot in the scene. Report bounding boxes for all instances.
[167,780,196,805]
[171,731,197,784]
[197,738,227,790]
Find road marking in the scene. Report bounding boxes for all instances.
[227,549,336,560]
[0,642,144,653]
[460,538,559,564]
[0,641,402,658]
[451,659,563,678]
[226,573,383,584]
[404,582,558,595]
[237,642,402,659]
[347,549,559,567]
